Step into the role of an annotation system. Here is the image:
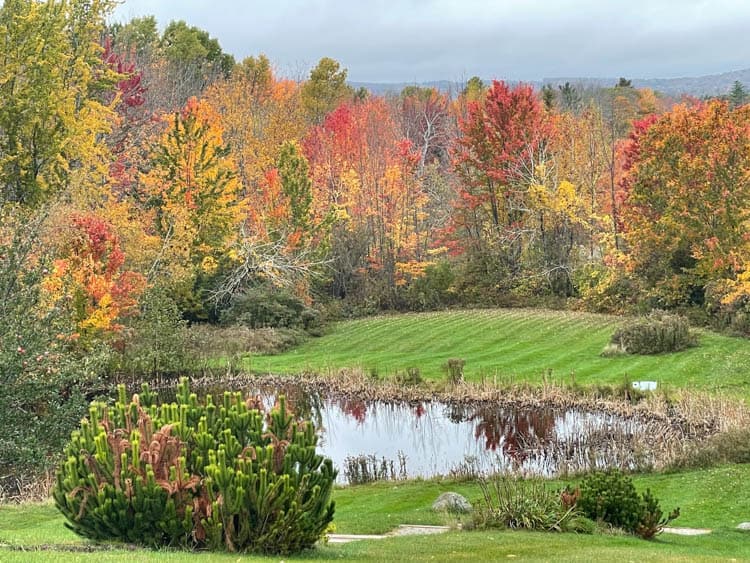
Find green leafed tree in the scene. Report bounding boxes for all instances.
[463,76,486,102]
[234,54,273,96]
[110,15,158,56]
[160,20,235,78]
[301,57,353,123]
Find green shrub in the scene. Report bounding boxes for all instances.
[578,470,642,531]
[578,470,679,539]
[222,286,324,334]
[574,263,640,314]
[609,310,697,355]
[112,286,190,377]
[401,261,457,311]
[53,379,336,554]
[473,476,584,533]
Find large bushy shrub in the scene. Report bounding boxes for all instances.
[53,379,336,554]
[609,310,697,355]
[578,470,679,539]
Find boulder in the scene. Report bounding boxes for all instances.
[432,492,472,514]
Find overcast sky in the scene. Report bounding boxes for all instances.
[112,0,750,83]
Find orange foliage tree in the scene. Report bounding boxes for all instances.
[205,56,307,196]
[42,214,145,338]
[305,98,431,303]
[451,80,552,284]
[141,97,243,280]
[621,100,750,308]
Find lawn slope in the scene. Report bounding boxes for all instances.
[249,309,750,398]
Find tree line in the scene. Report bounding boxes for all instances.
[3,0,750,342]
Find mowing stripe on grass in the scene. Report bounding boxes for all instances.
[249,308,750,400]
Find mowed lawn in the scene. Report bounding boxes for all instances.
[2,465,749,562]
[248,309,750,399]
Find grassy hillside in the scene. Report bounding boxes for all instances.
[248,309,750,399]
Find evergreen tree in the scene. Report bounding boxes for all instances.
[558,82,581,112]
[728,80,748,109]
[541,84,556,111]
[278,141,314,242]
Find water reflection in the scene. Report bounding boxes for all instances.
[189,383,657,481]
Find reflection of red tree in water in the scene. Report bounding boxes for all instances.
[470,407,556,461]
[415,403,426,419]
[340,399,367,424]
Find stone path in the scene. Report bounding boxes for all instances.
[662,527,712,536]
[327,524,451,544]
[328,523,749,543]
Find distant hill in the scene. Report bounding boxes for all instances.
[351,68,750,98]
[543,68,750,97]
[350,80,464,96]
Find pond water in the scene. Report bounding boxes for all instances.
[188,382,660,482]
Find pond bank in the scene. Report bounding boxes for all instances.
[136,371,748,478]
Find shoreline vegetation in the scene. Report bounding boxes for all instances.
[2,331,749,560]
[144,370,747,436]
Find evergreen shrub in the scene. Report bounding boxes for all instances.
[578,469,679,539]
[53,379,336,554]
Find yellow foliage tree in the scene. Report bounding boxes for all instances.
[141,97,243,286]
[0,0,118,207]
[205,58,307,197]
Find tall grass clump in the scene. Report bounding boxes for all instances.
[443,358,466,384]
[472,476,588,533]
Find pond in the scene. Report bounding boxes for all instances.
[185,381,669,483]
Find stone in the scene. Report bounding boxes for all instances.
[737,522,750,530]
[432,492,472,514]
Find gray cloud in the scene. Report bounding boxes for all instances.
[112,0,750,82]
